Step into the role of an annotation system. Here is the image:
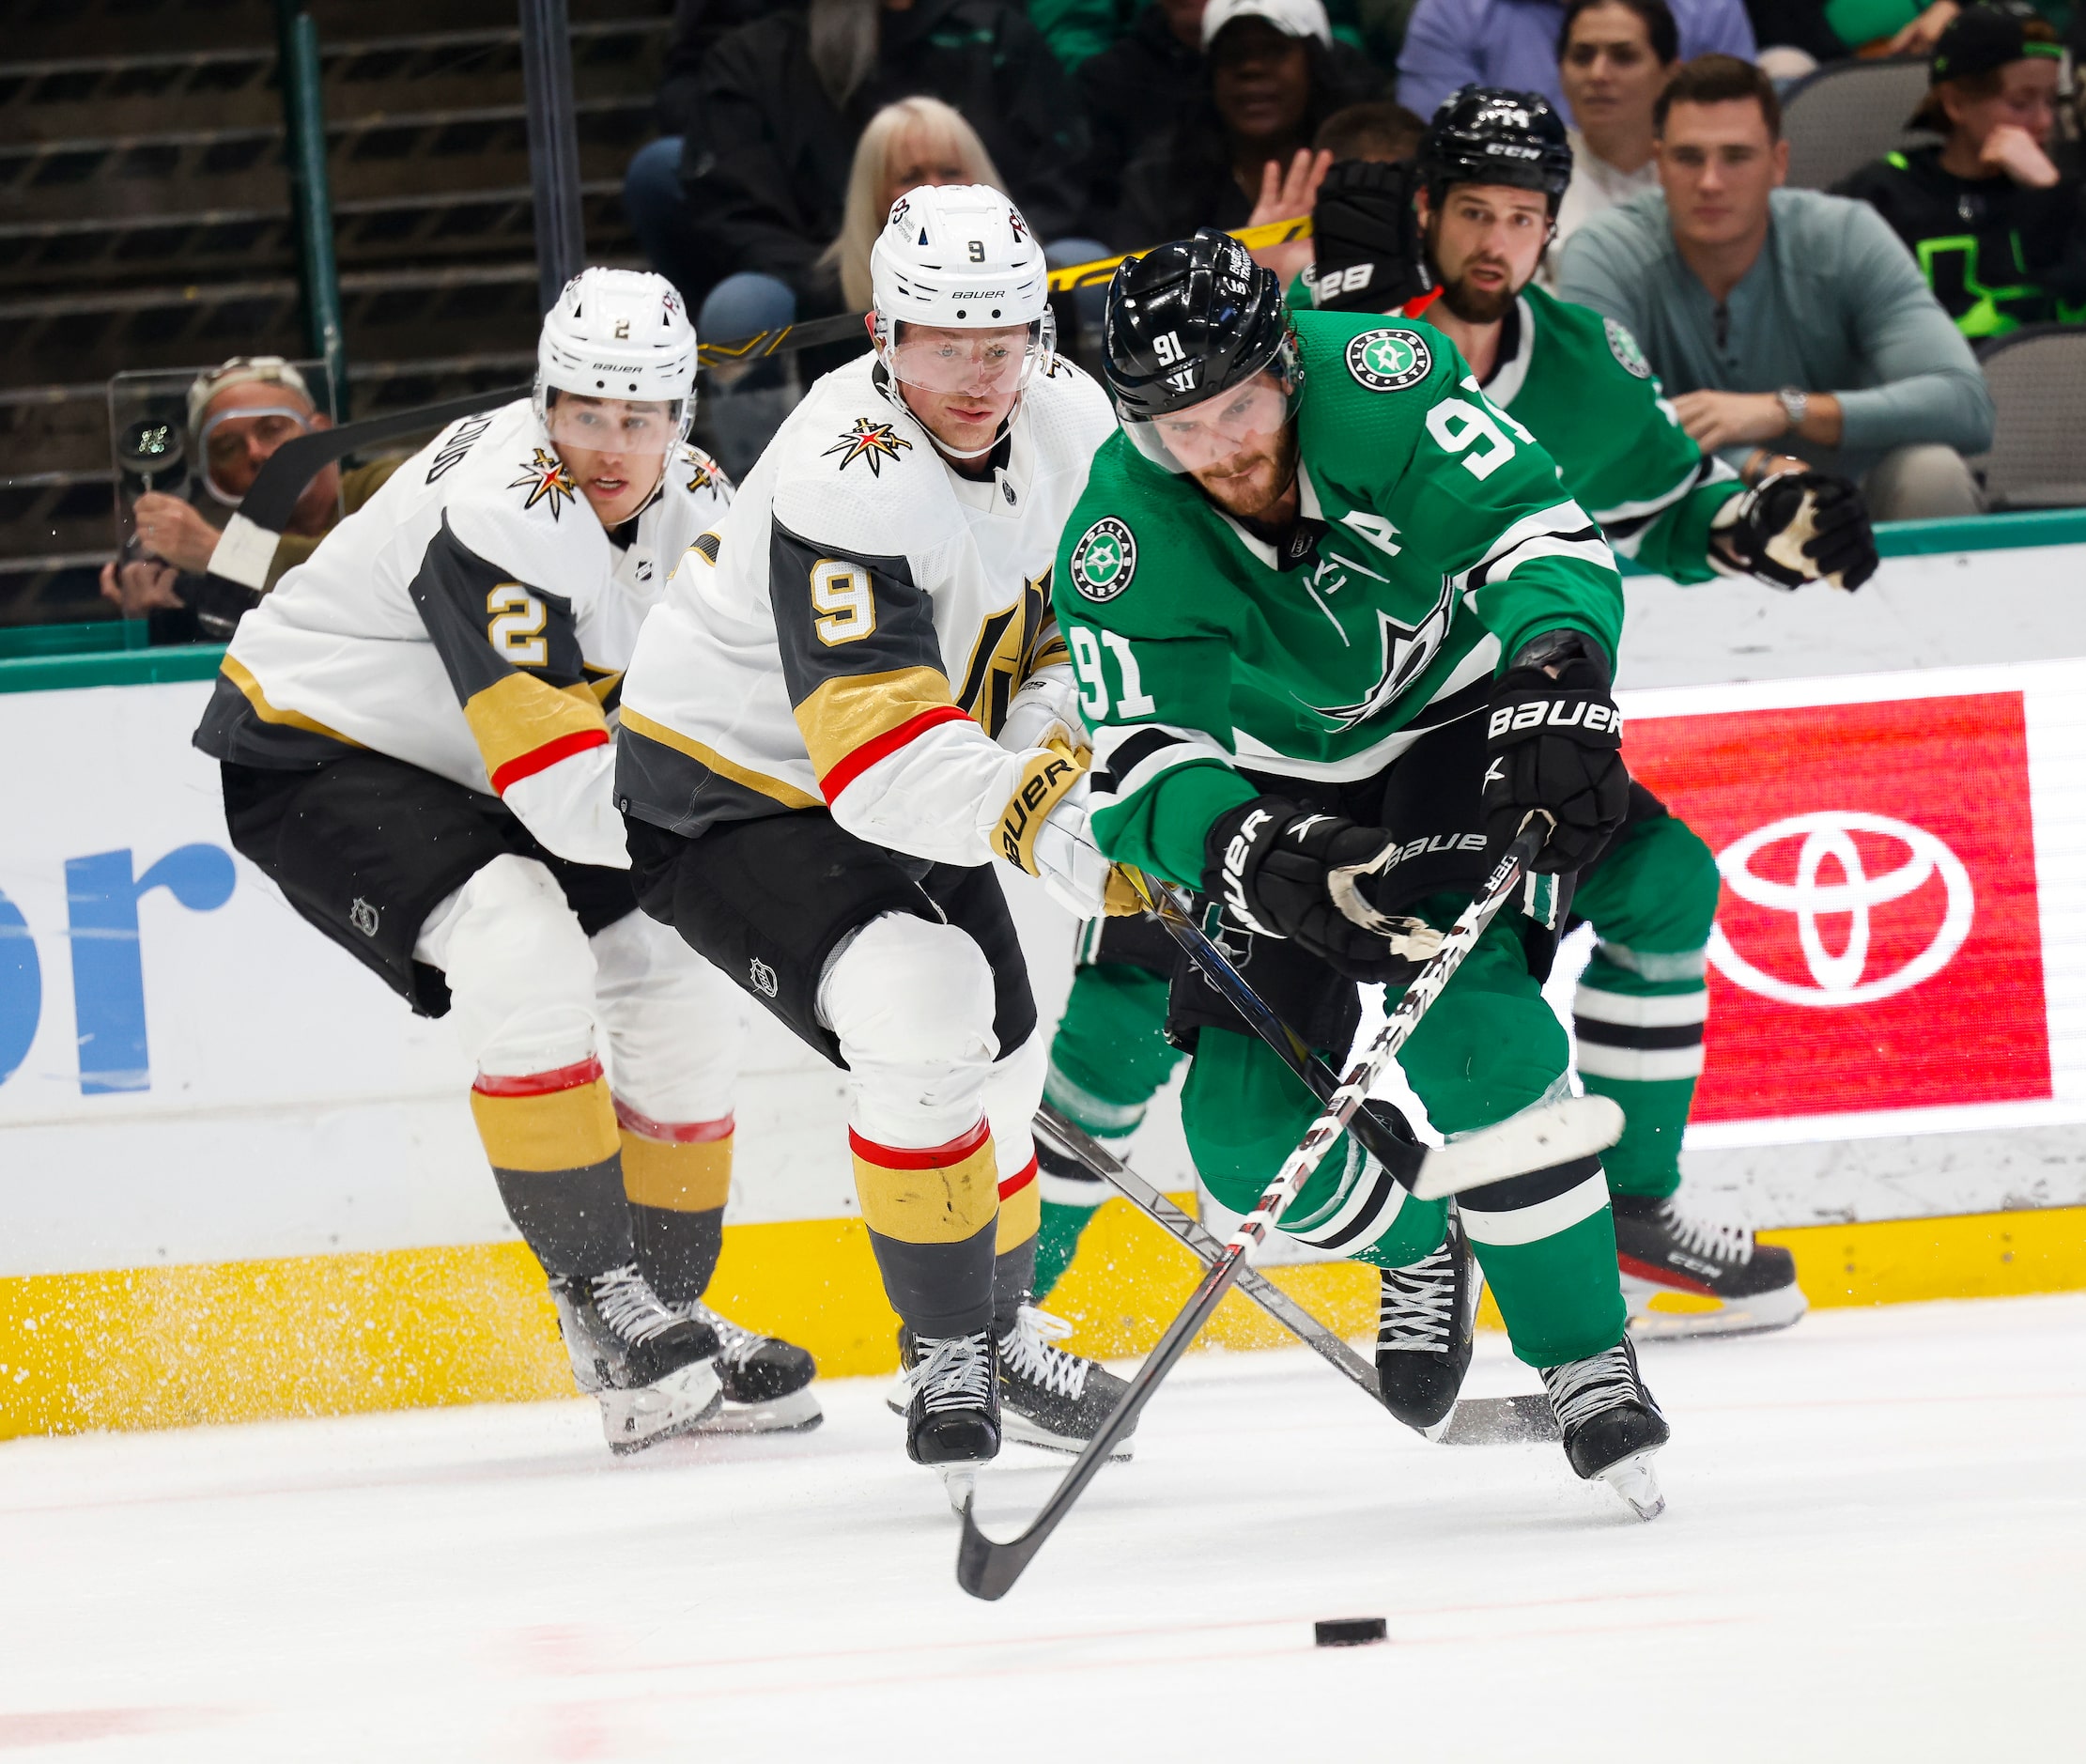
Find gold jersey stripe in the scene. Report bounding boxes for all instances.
[619,708,823,811]
[852,1137,999,1246]
[794,665,957,784]
[220,654,364,748]
[620,1130,733,1214]
[469,1076,619,1173]
[461,672,610,781]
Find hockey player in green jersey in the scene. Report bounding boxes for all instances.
[1057,224,1669,1511]
[1036,91,1877,1339]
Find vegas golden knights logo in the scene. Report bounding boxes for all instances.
[954,573,1050,736]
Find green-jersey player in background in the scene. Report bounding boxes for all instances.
[1056,226,1666,1510]
[1037,92,1877,1343]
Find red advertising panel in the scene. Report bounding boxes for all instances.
[1622,691,2049,1122]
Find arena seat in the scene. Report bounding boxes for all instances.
[1780,56,1939,192]
[1968,326,2086,511]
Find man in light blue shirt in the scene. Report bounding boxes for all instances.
[1398,0,1754,121]
[1558,54,1993,518]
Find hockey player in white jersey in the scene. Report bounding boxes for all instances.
[193,268,820,1450]
[616,186,1136,1496]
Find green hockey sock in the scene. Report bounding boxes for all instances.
[1463,1201,1630,1368]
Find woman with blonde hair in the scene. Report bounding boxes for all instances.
[821,97,1005,311]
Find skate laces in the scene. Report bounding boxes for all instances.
[683,1301,763,1369]
[1660,1200,1753,1266]
[912,1329,996,1416]
[588,1264,685,1347]
[1378,1243,1459,1352]
[997,1305,1090,1400]
[1540,1343,1652,1432]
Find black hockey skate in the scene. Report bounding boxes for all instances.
[996,1304,1136,1462]
[902,1327,1001,1512]
[1539,1335,1669,1520]
[1375,1212,1479,1440]
[1613,1192,1807,1339]
[673,1300,823,1434]
[549,1263,723,1455]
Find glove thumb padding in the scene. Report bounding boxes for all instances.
[1481,660,1630,875]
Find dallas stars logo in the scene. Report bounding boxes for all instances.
[1070,517,1136,602]
[824,417,914,476]
[1345,328,1432,393]
[1311,580,1457,729]
[510,448,577,518]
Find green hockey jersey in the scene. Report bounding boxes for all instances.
[1290,275,1742,583]
[1054,307,1624,887]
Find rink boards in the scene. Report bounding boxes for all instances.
[3,520,2084,1434]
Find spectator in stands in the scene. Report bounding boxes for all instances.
[1836,4,2085,339]
[1553,0,1676,255]
[1081,2,1387,222]
[673,0,1090,349]
[1112,0,1383,251]
[1315,96,1429,159]
[1398,0,1753,119]
[1558,54,1995,517]
[626,0,800,307]
[100,359,398,641]
[817,97,1010,310]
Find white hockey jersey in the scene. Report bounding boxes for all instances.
[193,397,731,867]
[616,351,1116,867]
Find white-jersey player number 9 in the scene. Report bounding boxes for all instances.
[811,560,876,645]
[487,583,549,667]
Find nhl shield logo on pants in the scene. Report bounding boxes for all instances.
[749,956,780,998]
[349,897,380,937]
[1620,689,2050,1123]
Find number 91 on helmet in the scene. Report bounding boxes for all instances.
[1100,229,1303,481]
[535,266,698,456]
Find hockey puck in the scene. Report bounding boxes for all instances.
[1313,1617,1387,1648]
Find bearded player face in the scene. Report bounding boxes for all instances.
[1148,371,1301,520]
[1422,184,1553,323]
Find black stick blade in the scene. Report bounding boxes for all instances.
[954,1503,1039,1601]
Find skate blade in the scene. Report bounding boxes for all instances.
[1000,1408,1136,1462]
[1412,1097,1626,1200]
[1435,1394,1562,1446]
[602,1359,725,1456]
[939,1464,979,1515]
[693,1385,825,1435]
[1595,1449,1666,1521]
[1624,1277,1809,1340]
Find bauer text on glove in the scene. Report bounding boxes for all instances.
[1481,631,1629,875]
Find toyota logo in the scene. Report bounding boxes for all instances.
[1707,811,1973,1008]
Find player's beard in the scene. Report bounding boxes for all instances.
[1190,422,1300,521]
[1425,217,1520,325]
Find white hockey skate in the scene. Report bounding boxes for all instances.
[550,1263,722,1455]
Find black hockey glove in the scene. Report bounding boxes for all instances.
[1203,796,1446,984]
[1713,471,1877,592]
[1306,159,1430,315]
[1482,631,1630,875]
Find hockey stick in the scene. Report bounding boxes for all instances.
[1031,1106,1560,1446]
[956,821,1551,1599]
[1121,870,1619,1199]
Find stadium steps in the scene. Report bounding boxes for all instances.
[0,0,668,625]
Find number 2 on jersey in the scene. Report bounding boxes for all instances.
[811,561,876,644]
[486,583,549,666]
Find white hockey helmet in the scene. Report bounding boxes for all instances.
[869,184,1056,425]
[534,266,697,454]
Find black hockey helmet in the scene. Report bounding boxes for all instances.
[1101,228,1297,424]
[1417,86,1574,212]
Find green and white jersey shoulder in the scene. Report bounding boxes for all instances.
[1053,306,1623,886]
[1485,283,1740,583]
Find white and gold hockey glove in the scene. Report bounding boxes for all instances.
[995,667,1089,759]
[994,740,1139,920]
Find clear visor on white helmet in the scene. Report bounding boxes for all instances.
[1120,356,1302,477]
[539,388,692,455]
[877,309,1057,399]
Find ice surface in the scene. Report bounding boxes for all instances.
[2,1294,2081,1761]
